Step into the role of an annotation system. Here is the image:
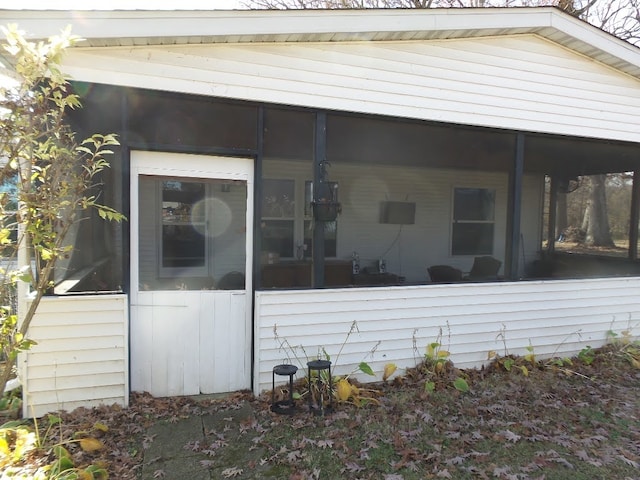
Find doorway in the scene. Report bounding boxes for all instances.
[130,151,253,396]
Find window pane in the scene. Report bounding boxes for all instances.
[262,220,294,258]
[454,188,495,221]
[304,220,337,258]
[162,225,205,268]
[139,176,247,290]
[162,180,206,269]
[263,179,295,218]
[452,223,494,255]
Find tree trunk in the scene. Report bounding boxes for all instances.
[583,174,615,246]
[556,192,568,238]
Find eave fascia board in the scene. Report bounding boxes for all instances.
[0,7,639,75]
[547,12,640,75]
[0,7,600,42]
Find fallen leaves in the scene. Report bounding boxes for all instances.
[78,437,105,452]
[10,350,640,479]
[221,466,244,477]
[498,429,522,443]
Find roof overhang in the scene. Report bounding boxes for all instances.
[1,7,640,79]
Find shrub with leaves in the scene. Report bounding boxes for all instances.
[0,415,108,479]
[606,328,640,369]
[273,321,393,409]
[415,332,469,393]
[0,24,125,395]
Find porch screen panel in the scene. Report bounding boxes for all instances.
[138,176,247,291]
[127,91,258,150]
[260,107,315,289]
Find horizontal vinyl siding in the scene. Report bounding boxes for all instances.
[254,278,640,393]
[66,34,640,142]
[21,295,129,418]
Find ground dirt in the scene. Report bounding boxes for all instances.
[9,344,640,480]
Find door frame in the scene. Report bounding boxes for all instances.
[129,150,254,394]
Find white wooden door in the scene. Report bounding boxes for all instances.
[130,151,253,396]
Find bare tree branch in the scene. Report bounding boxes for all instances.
[241,0,640,45]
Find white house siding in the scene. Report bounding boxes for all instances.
[20,295,128,418]
[64,34,640,143]
[264,158,542,282]
[254,277,640,393]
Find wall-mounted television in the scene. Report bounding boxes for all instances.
[379,201,416,225]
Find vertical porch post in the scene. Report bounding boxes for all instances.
[629,170,640,260]
[312,112,327,287]
[121,89,131,294]
[547,176,558,254]
[506,133,525,280]
[254,106,265,288]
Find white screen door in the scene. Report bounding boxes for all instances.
[130,151,253,396]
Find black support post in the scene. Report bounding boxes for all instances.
[312,112,327,287]
[547,176,558,254]
[121,89,130,295]
[629,170,640,260]
[254,107,265,288]
[506,133,525,280]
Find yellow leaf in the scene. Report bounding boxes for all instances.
[437,350,450,358]
[631,358,640,369]
[79,437,104,452]
[487,350,497,360]
[77,470,93,480]
[93,422,109,433]
[520,366,529,377]
[0,436,9,456]
[426,344,435,358]
[382,363,397,381]
[0,229,12,245]
[336,378,352,402]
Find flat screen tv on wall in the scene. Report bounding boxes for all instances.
[379,201,416,225]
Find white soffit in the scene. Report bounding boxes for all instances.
[1,7,639,78]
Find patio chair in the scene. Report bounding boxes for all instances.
[217,271,245,290]
[464,256,502,281]
[427,265,463,283]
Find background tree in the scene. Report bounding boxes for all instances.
[580,175,615,246]
[0,25,125,396]
[243,0,640,42]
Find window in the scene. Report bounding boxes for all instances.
[160,180,208,275]
[452,187,495,255]
[260,179,338,261]
[261,179,295,258]
[139,176,247,290]
[303,220,337,258]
